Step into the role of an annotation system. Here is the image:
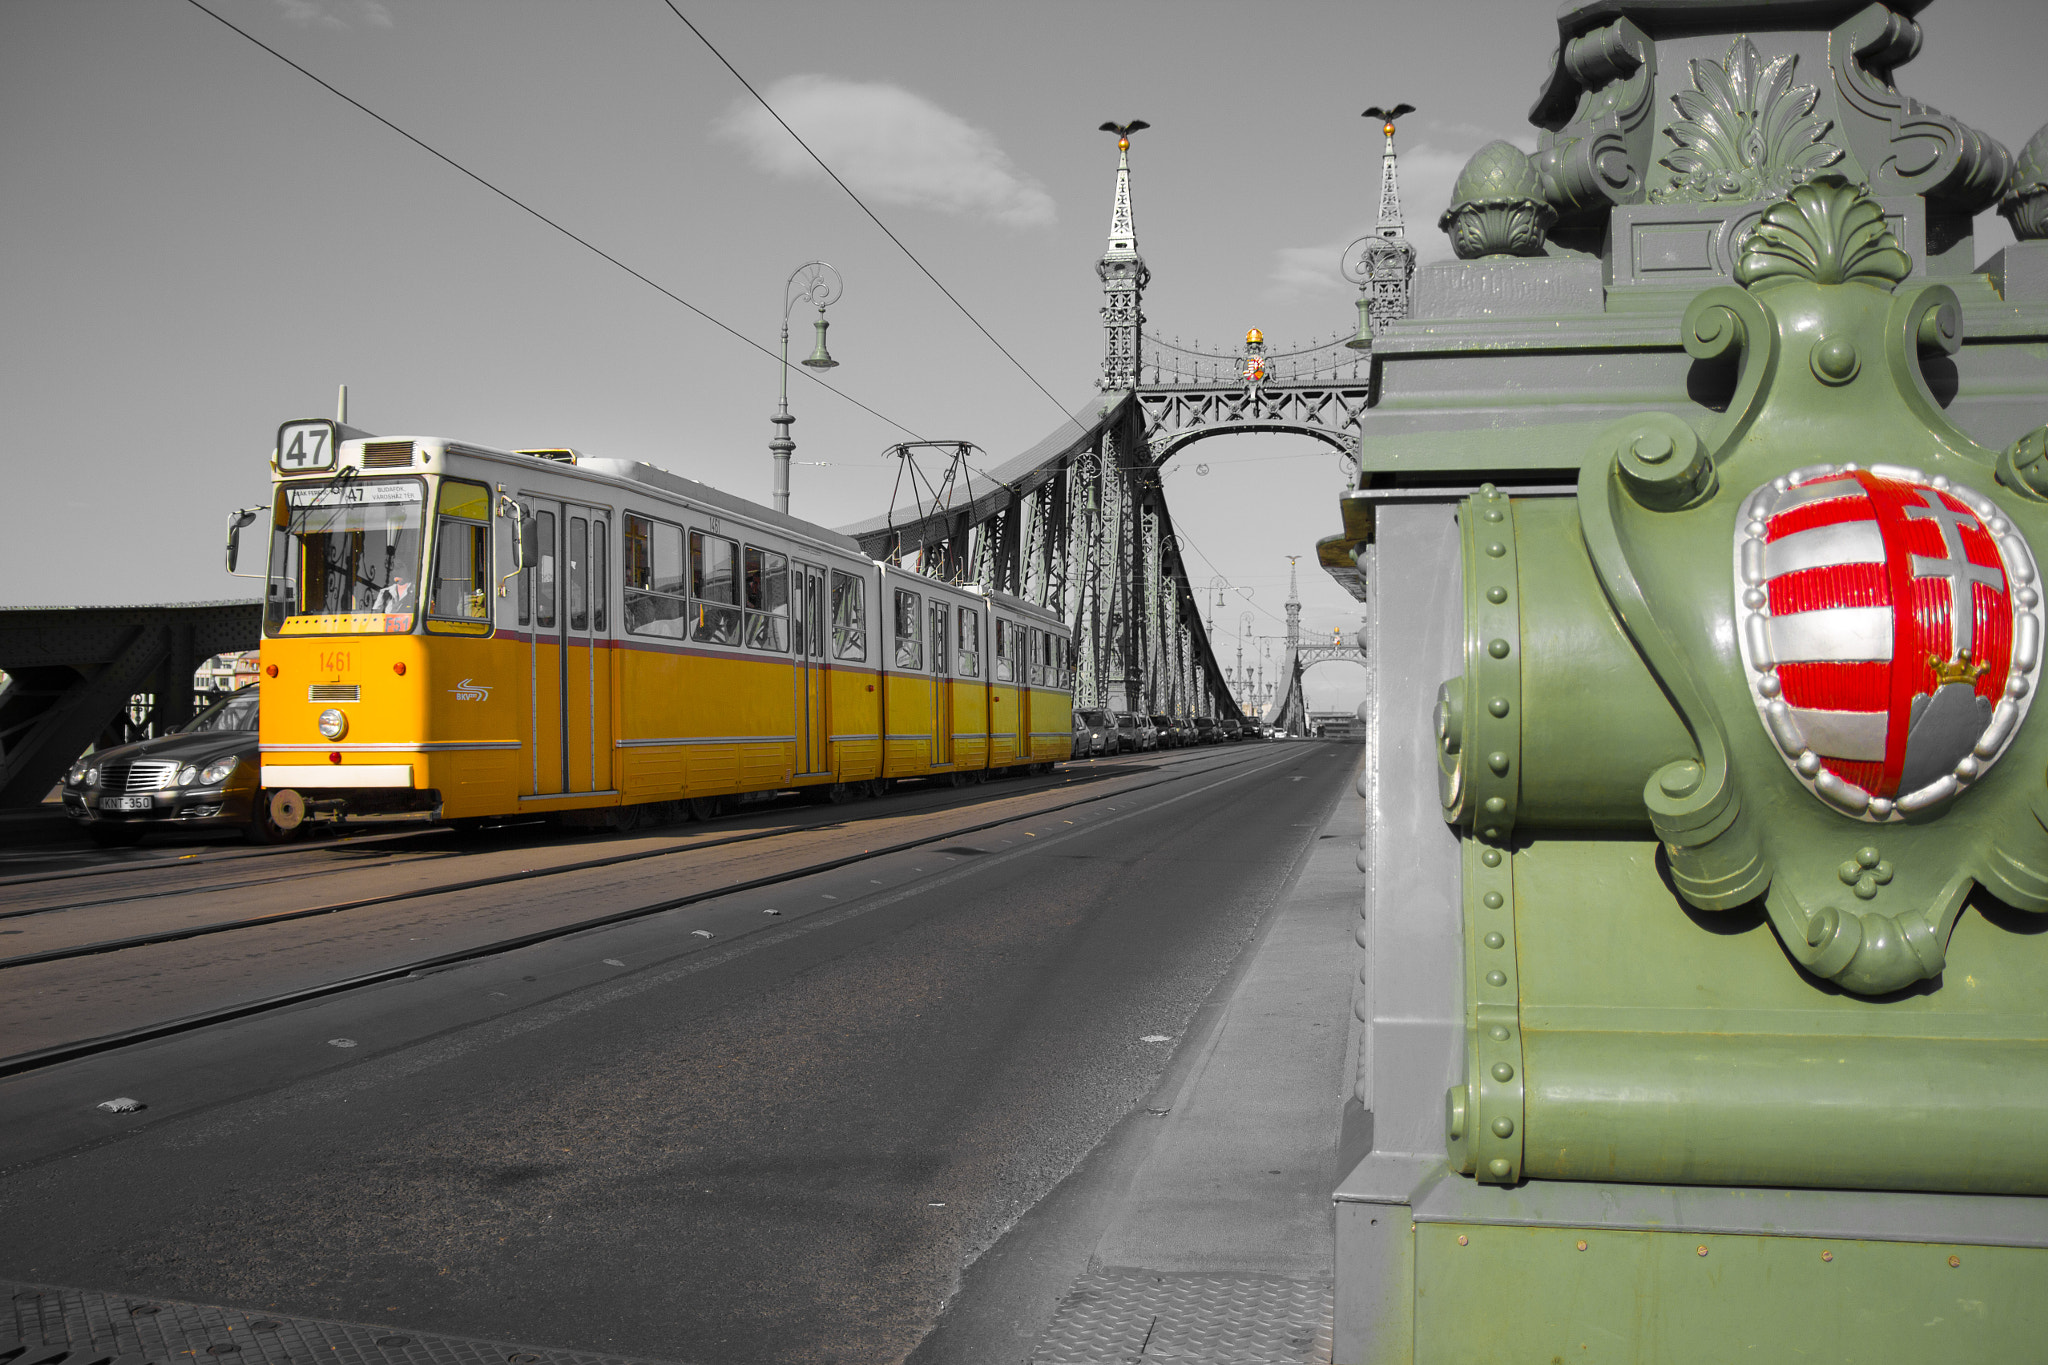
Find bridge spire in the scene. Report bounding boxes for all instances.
[1345,105,1419,347]
[1286,555,1302,651]
[1096,121,1151,391]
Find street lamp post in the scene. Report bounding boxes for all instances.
[770,261,843,515]
[1238,610,1255,711]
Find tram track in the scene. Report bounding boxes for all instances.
[0,758,1158,929]
[0,747,1290,1079]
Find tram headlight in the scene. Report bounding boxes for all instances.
[318,708,348,740]
[178,765,200,787]
[200,757,240,786]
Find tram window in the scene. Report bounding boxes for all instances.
[592,519,608,634]
[894,589,923,670]
[534,511,557,629]
[428,520,489,621]
[743,545,790,652]
[1040,630,1054,685]
[623,513,687,638]
[568,517,589,631]
[994,619,1015,683]
[929,601,949,677]
[266,478,423,634]
[957,611,980,679]
[510,517,529,627]
[691,530,740,645]
[1027,628,1043,686]
[830,570,866,661]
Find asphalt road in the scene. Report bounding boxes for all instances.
[0,742,1351,1364]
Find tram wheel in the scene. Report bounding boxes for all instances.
[826,783,855,805]
[864,779,889,800]
[688,796,725,821]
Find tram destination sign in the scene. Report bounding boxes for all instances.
[284,481,422,509]
[276,418,339,473]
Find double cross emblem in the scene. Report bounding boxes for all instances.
[1905,488,2003,667]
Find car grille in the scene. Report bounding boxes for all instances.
[102,760,179,794]
[308,684,360,702]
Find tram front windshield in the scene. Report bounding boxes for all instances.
[266,478,424,633]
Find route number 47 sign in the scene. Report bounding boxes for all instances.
[276,419,339,472]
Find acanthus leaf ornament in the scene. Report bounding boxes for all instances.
[1650,35,1844,204]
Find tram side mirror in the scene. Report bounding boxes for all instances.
[518,513,540,568]
[224,507,261,577]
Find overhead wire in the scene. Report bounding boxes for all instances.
[181,0,926,442]
[664,4,1077,424]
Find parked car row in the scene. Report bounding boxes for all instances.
[1068,708,1274,756]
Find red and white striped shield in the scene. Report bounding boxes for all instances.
[1734,464,2045,821]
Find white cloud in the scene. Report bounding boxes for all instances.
[714,75,1055,229]
[270,0,392,29]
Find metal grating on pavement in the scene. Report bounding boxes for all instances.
[1030,1270,1332,1364]
[3,1282,679,1365]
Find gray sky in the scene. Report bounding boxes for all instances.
[4,0,2042,712]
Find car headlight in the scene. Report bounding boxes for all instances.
[318,708,348,740]
[67,760,90,786]
[200,757,240,786]
[178,765,200,786]
[84,765,99,787]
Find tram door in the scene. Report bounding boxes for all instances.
[930,599,952,767]
[793,562,830,777]
[1016,624,1036,764]
[525,498,611,796]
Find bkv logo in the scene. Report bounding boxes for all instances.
[449,678,491,702]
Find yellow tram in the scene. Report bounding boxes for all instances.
[248,418,1075,829]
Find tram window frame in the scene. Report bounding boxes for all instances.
[830,569,867,661]
[894,588,923,671]
[425,478,492,633]
[264,476,424,636]
[743,545,790,653]
[622,512,689,639]
[957,610,981,679]
[567,516,590,632]
[591,517,608,635]
[534,509,558,630]
[1027,628,1044,686]
[691,530,741,645]
[994,619,1016,683]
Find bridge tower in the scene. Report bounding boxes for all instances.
[1346,111,1419,342]
[1284,555,1302,652]
[1097,124,1150,391]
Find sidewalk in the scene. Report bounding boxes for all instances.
[1027,745,1365,1363]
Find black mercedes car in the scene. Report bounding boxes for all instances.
[60,686,283,845]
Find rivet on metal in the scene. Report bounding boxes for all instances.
[1488,697,1509,717]
[1488,1157,1512,1178]
[1487,751,1510,774]
[1484,797,1507,814]
[1488,639,1510,658]
[1489,1024,1510,1041]
[1486,970,1507,986]
[1486,509,1505,522]
[1492,1117,1514,1138]
[1482,849,1502,867]
[1486,542,1507,558]
[1486,586,1508,604]
[1492,1062,1514,1081]
[1484,931,1504,948]
[1484,891,1504,909]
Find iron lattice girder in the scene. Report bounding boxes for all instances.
[0,601,261,808]
[1138,381,1374,461]
[833,394,1240,718]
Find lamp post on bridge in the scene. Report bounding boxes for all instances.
[1238,610,1255,712]
[769,261,843,515]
